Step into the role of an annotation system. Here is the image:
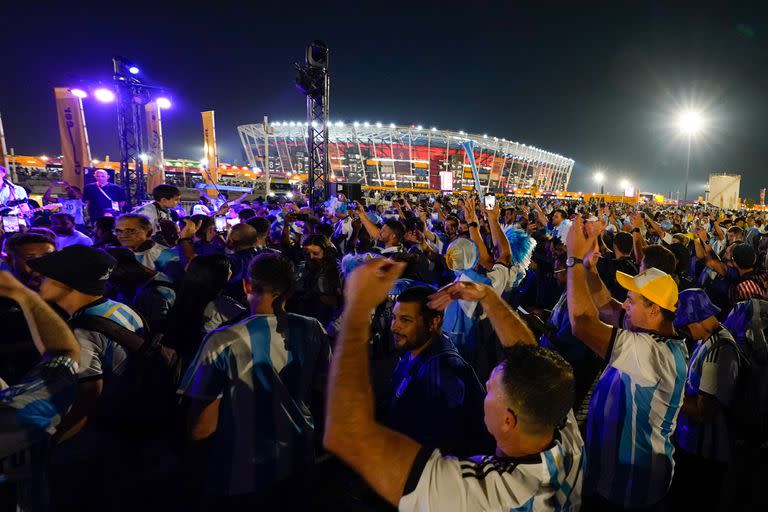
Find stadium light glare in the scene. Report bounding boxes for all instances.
[128,66,140,75]
[40,155,49,161]
[375,122,382,127]
[431,127,437,131]
[676,109,705,136]
[416,125,423,130]
[593,172,605,184]
[353,121,360,127]
[139,153,149,162]
[156,97,172,109]
[200,157,209,166]
[620,179,630,189]
[70,88,88,99]
[94,87,115,103]
[363,121,370,127]
[483,134,488,138]
[459,130,465,135]
[91,159,100,165]
[389,123,396,128]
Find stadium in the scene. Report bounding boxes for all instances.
[238,121,574,194]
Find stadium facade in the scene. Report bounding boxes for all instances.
[238,122,574,193]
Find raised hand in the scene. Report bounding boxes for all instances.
[180,218,202,239]
[344,259,406,310]
[566,215,599,259]
[427,281,490,311]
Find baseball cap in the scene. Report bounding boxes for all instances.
[28,245,117,295]
[616,267,678,312]
[674,288,720,328]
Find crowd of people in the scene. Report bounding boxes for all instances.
[1,163,767,511]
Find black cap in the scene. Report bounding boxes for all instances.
[28,245,117,295]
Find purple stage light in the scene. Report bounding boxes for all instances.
[128,66,140,75]
[94,88,115,103]
[70,88,88,99]
[156,97,172,109]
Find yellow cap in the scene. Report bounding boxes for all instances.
[616,268,678,312]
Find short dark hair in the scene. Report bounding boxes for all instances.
[238,208,256,221]
[613,232,633,255]
[727,226,744,237]
[152,184,180,201]
[552,209,568,220]
[190,214,214,237]
[94,216,116,232]
[642,244,676,275]
[247,216,271,237]
[4,232,55,254]
[51,212,75,224]
[248,253,295,296]
[395,285,440,324]
[732,243,757,270]
[499,345,574,435]
[384,219,406,242]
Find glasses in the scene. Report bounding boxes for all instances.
[113,228,140,235]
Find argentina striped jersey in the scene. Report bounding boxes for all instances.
[586,328,688,508]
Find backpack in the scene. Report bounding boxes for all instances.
[721,299,768,442]
[69,310,183,435]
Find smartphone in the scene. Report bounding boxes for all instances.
[2,215,20,233]
[484,195,496,210]
[214,216,228,232]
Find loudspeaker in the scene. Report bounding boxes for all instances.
[327,182,362,201]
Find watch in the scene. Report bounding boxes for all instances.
[566,257,584,268]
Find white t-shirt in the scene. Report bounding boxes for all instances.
[399,411,584,511]
[55,230,94,250]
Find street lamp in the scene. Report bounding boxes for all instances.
[593,171,605,194]
[676,109,706,204]
[620,179,631,196]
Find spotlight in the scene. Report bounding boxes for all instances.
[156,97,172,109]
[70,88,88,99]
[94,88,115,103]
[128,66,140,75]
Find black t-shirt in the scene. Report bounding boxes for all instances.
[82,183,126,219]
[597,255,639,302]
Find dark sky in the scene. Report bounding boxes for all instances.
[2,3,767,199]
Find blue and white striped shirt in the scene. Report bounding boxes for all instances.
[178,313,331,496]
[586,328,687,508]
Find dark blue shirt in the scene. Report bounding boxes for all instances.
[82,183,126,220]
[383,334,492,456]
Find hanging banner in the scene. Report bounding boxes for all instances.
[144,101,165,191]
[201,110,219,188]
[461,140,482,193]
[761,188,766,206]
[54,87,92,190]
[0,112,8,170]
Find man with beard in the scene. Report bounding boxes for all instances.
[2,232,56,291]
[380,286,492,456]
[50,212,93,250]
[355,203,406,255]
[288,234,343,327]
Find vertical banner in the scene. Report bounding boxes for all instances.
[201,110,219,187]
[54,87,92,190]
[144,102,165,191]
[461,140,482,193]
[0,112,8,169]
[760,188,766,206]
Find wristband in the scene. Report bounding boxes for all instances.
[468,222,479,228]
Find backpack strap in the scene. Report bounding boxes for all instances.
[70,313,149,354]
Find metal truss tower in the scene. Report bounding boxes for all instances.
[295,41,330,209]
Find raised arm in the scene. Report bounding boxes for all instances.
[464,197,493,270]
[427,281,536,347]
[323,260,422,507]
[484,202,511,266]
[0,271,79,360]
[565,217,614,359]
[356,203,381,240]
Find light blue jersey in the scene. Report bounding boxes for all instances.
[178,313,331,496]
[586,328,688,508]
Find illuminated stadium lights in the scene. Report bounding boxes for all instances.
[363,121,370,127]
[483,134,488,138]
[335,121,344,127]
[70,88,88,99]
[353,121,360,127]
[375,122,382,127]
[91,159,100,165]
[40,155,49,162]
[389,123,396,128]
[431,127,437,132]
[459,130,465,135]
[156,97,172,109]
[94,87,115,103]
[289,121,296,127]
[128,66,140,75]
[676,109,705,136]
[416,125,423,130]
[200,157,209,166]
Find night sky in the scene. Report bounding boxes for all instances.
[2,3,766,199]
